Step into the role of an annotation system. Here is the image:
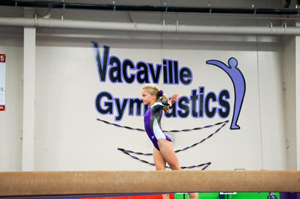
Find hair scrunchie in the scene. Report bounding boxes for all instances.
[158,90,163,97]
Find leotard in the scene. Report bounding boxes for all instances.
[144,100,171,150]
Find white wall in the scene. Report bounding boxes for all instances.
[28,33,286,171]
[296,36,300,170]
[283,36,296,170]
[0,31,291,172]
[0,29,23,171]
[258,38,288,170]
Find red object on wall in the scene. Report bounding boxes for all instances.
[84,194,175,199]
[0,105,5,111]
[0,54,6,62]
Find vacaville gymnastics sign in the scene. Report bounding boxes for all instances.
[91,42,246,130]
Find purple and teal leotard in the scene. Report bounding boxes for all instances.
[144,100,172,150]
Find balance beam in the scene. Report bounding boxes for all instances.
[0,170,299,198]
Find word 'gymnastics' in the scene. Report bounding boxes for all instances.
[95,87,230,121]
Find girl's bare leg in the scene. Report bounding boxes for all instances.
[153,147,169,199]
[158,140,198,199]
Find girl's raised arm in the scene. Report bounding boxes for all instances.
[168,93,179,107]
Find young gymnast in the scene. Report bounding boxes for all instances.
[141,85,198,199]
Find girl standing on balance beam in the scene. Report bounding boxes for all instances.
[141,85,198,199]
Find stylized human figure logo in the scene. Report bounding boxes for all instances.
[206,57,246,130]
